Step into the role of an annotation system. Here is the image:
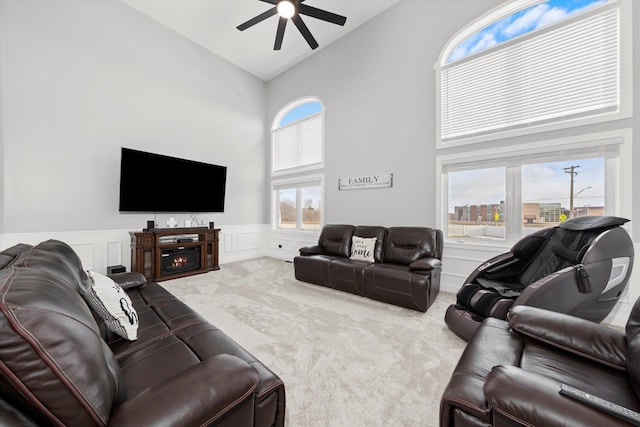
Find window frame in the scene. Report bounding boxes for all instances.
[436,129,632,249]
[271,174,325,233]
[434,0,633,148]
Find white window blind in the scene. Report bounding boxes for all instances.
[441,6,620,142]
[273,114,322,173]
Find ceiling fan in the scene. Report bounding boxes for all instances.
[237,0,347,51]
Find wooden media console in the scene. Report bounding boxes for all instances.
[130,227,220,281]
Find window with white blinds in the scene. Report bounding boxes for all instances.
[271,98,325,232]
[272,113,323,174]
[439,1,622,144]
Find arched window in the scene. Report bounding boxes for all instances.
[271,97,324,231]
[272,98,323,175]
[435,0,631,147]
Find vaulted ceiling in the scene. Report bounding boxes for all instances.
[122,0,400,81]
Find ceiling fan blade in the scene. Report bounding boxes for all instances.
[291,14,318,49]
[274,17,287,50]
[258,0,278,4]
[298,4,347,26]
[237,7,278,31]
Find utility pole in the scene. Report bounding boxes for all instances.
[564,165,580,219]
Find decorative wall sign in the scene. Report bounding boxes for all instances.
[339,173,393,190]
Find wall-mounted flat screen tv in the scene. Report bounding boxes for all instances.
[119,147,227,213]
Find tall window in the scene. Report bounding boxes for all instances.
[272,98,324,231]
[436,0,631,147]
[436,0,631,248]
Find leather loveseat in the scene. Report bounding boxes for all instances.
[0,240,285,427]
[294,224,443,312]
[440,299,640,426]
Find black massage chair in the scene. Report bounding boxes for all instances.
[445,216,634,341]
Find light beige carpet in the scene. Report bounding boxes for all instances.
[164,257,466,427]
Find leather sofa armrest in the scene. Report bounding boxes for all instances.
[108,272,147,290]
[299,245,324,256]
[108,354,259,426]
[485,366,631,426]
[409,257,441,272]
[509,305,627,370]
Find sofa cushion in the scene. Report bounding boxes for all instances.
[0,244,32,269]
[85,271,139,340]
[383,227,441,265]
[294,255,333,288]
[363,263,435,312]
[317,224,355,257]
[330,258,368,296]
[0,267,126,426]
[350,236,376,262]
[17,240,90,295]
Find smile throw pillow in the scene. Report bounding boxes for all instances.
[84,270,139,340]
[350,236,377,263]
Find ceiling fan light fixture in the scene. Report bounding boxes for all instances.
[238,0,347,51]
[277,0,296,19]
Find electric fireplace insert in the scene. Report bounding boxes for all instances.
[161,247,200,275]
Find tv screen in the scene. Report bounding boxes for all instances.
[119,147,227,213]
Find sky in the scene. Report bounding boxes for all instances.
[279,101,322,126]
[448,0,608,62]
[448,158,605,213]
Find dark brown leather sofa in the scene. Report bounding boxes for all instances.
[440,299,640,426]
[294,224,443,312]
[0,240,285,427]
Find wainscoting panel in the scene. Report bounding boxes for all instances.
[0,224,270,273]
[268,229,319,261]
[106,240,123,267]
[72,243,95,271]
[219,225,268,263]
[238,231,264,251]
[223,233,234,253]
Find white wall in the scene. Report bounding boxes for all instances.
[266,0,503,228]
[1,0,268,235]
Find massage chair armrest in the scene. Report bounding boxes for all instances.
[485,366,631,426]
[299,245,324,256]
[409,257,441,272]
[108,272,147,290]
[108,354,260,426]
[509,305,627,370]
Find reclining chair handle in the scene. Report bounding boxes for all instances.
[576,265,592,293]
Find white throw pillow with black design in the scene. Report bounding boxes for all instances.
[84,270,139,340]
[350,236,377,263]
